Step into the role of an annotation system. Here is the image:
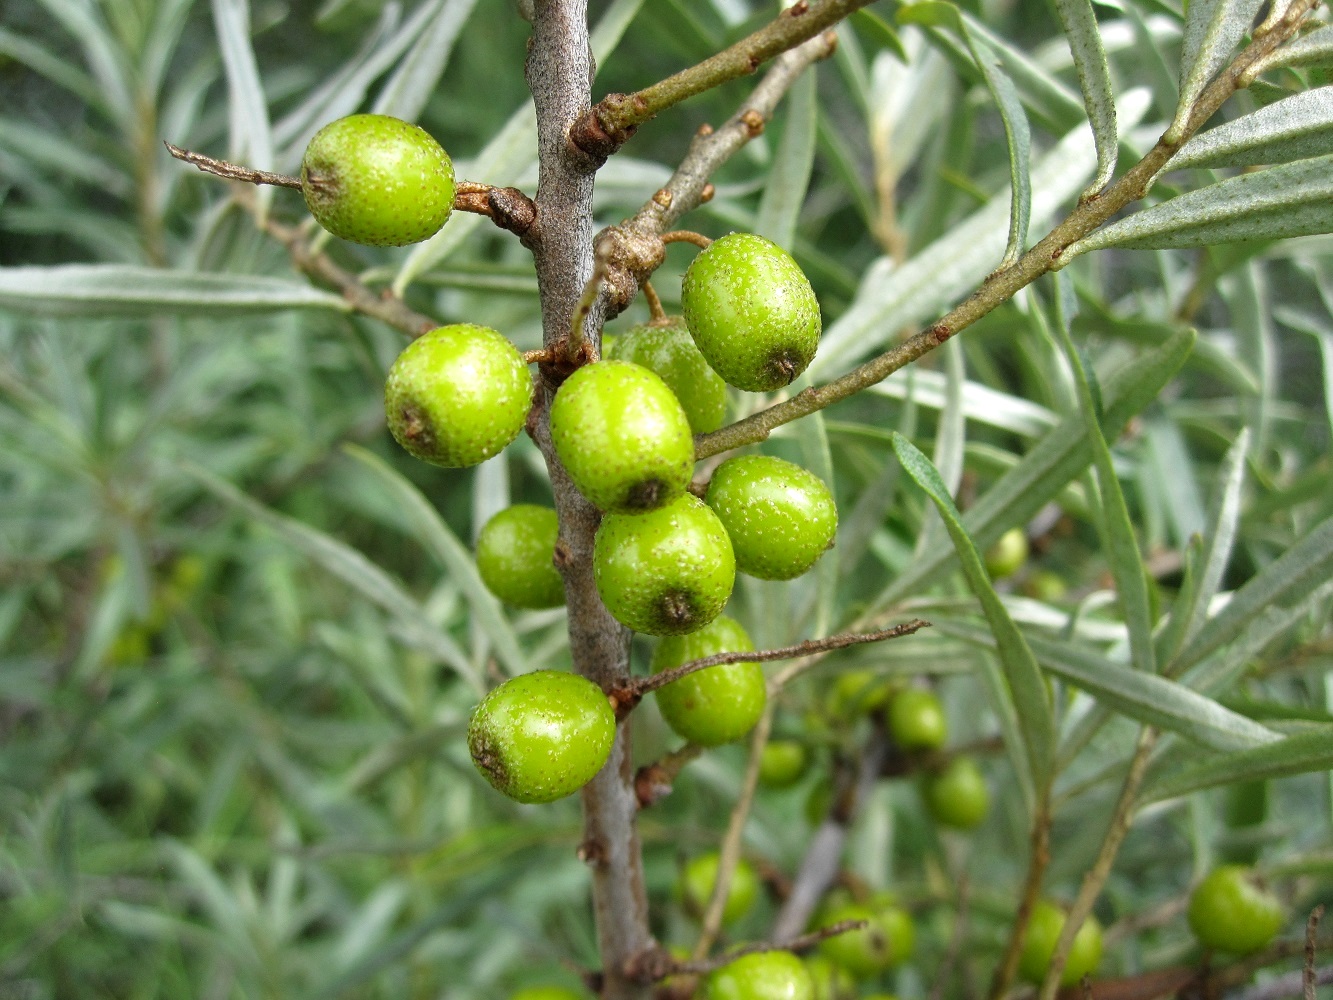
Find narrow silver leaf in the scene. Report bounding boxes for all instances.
[1169,86,1333,169]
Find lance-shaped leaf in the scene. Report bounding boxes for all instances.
[1053,276,1156,672]
[898,1,1032,264]
[372,0,479,123]
[343,445,528,679]
[0,265,351,317]
[1169,87,1333,169]
[1053,0,1119,196]
[943,623,1282,751]
[891,433,1056,800]
[1060,153,1333,259]
[1171,0,1268,140]
[1139,727,1333,804]
[1251,23,1333,75]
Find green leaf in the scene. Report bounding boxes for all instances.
[891,433,1056,800]
[342,445,528,679]
[1052,275,1156,673]
[878,328,1195,607]
[1172,515,1333,673]
[812,88,1152,377]
[371,0,479,123]
[850,8,908,62]
[944,622,1281,750]
[756,71,817,251]
[1169,87,1333,169]
[1053,0,1119,196]
[187,464,483,693]
[1252,23,1333,75]
[1061,154,1333,257]
[0,265,351,317]
[212,0,275,218]
[1172,0,1267,140]
[1139,728,1333,803]
[1171,429,1250,660]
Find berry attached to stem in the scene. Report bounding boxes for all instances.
[476,505,565,609]
[652,616,766,746]
[301,114,455,246]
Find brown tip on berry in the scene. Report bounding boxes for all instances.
[399,404,433,444]
[625,478,665,511]
[767,351,802,387]
[661,590,694,627]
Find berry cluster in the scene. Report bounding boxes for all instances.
[298,120,838,809]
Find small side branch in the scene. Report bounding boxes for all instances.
[165,142,302,189]
[1306,906,1325,1000]
[569,0,871,161]
[633,744,703,808]
[607,620,930,718]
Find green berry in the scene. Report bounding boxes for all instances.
[606,317,728,434]
[467,670,614,804]
[923,756,989,830]
[476,505,564,609]
[1187,865,1284,954]
[829,670,897,717]
[652,616,766,746]
[549,360,695,512]
[1023,570,1068,602]
[705,950,814,1000]
[759,740,809,788]
[984,527,1030,579]
[816,902,914,977]
[300,114,455,246]
[682,233,821,392]
[886,688,948,751]
[1018,900,1103,986]
[594,493,735,635]
[678,852,760,925]
[509,989,586,1000]
[705,455,837,581]
[803,956,856,1000]
[385,324,532,468]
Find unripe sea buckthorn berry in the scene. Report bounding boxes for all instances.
[1018,900,1103,986]
[509,988,587,1000]
[923,755,990,830]
[816,902,914,977]
[476,505,564,609]
[705,950,814,1000]
[984,527,1030,579]
[467,670,614,804]
[594,493,734,635]
[385,324,532,468]
[549,360,694,513]
[652,616,765,746]
[886,687,948,751]
[301,114,455,246]
[705,455,837,581]
[678,852,760,925]
[606,317,728,434]
[759,739,809,788]
[1187,865,1284,953]
[804,956,856,1000]
[682,232,821,392]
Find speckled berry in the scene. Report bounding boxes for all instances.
[467,670,614,804]
[984,527,1030,579]
[652,616,765,746]
[300,114,455,246]
[682,233,821,392]
[476,505,564,609]
[705,455,837,581]
[606,317,728,434]
[886,688,948,751]
[384,324,533,468]
[549,360,694,513]
[1187,865,1284,954]
[593,493,734,635]
[1018,900,1103,986]
[705,950,814,1000]
[923,755,990,830]
[678,852,760,925]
